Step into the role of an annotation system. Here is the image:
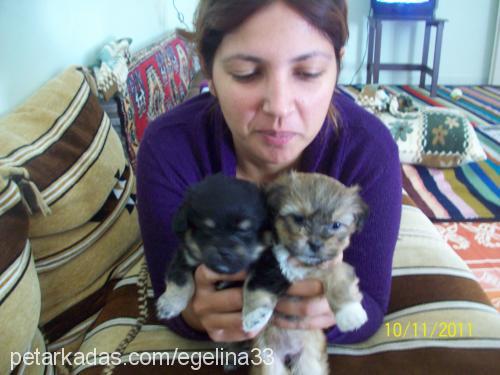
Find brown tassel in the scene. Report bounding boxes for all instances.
[17,179,52,216]
[0,165,52,216]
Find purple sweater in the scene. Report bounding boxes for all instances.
[136,92,402,344]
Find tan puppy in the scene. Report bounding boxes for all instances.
[242,172,368,374]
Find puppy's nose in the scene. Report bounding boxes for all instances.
[218,248,234,259]
[308,240,323,253]
[205,246,234,263]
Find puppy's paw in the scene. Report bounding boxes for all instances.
[156,283,192,320]
[335,302,368,332]
[242,306,273,333]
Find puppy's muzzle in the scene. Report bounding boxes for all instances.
[203,246,248,274]
[308,240,323,253]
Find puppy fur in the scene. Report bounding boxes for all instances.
[243,172,369,375]
[156,173,269,320]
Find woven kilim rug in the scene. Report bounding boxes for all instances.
[339,85,499,222]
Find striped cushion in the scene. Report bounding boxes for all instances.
[73,257,218,374]
[11,329,56,375]
[33,165,141,327]
[0,66,127,237]
[0,174,41,374]
[72,203,500,374]
[44,243,144,360]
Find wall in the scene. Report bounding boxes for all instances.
[0,0,497,116]
[340,0,499,85]
[0,0,197,116]
[489,1,500,85]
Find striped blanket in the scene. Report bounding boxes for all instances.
[339,85,499,222]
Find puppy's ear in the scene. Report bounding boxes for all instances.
[355,198,370,232]
[353,196,369,232]
[345,185,369,232]
[265,182,286,216]
[171,201,189,236]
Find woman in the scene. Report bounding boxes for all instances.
[136,0,402,345]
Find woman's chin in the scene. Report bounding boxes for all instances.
[257,146,301,167]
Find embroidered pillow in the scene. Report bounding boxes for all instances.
[377,107,487,168]
[117,33,197,169]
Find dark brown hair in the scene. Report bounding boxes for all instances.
[180,0,349,127]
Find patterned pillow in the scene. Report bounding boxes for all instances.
[0,67,128,237]
[377,107,487,167]
[117,33,197,169]
[0,171,42,374]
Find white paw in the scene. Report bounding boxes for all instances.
[156,282,193,320]
[156,293,183,320]
[336,302,368,332]
[242,306,273,332]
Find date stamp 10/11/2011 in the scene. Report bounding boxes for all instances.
[385,321,473,339]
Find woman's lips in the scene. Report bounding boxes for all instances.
[257,130,297,146]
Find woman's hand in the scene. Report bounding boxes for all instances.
[272,253,343,330]
[181,264,260,342]
[272,279,336,330]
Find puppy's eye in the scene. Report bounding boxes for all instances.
[237,219,252,231]
[328,222,343,231]
[203,219,216,229]
[291,214,305,226]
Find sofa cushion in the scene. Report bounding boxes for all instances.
[31,166,135,265]
[73,257,218,374]
[72,201,500,374]
[0,172,42,374]
[116,34,197,169]
[10,329,56,375]
[43,243,144,362]
[0,66,127,237]
[34,165,141,326]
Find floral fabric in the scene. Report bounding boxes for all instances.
[378,107,487,168]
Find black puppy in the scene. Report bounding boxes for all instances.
[157,173,269,320]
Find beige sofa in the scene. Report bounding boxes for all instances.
[1,35,499,374]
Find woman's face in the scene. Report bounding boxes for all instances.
[211,1,338,169]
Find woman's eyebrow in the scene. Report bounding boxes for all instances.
[290,52,333,62]
[222,51,333,65]
[222,54,262,64]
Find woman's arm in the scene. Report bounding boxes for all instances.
[137,135,211,340]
